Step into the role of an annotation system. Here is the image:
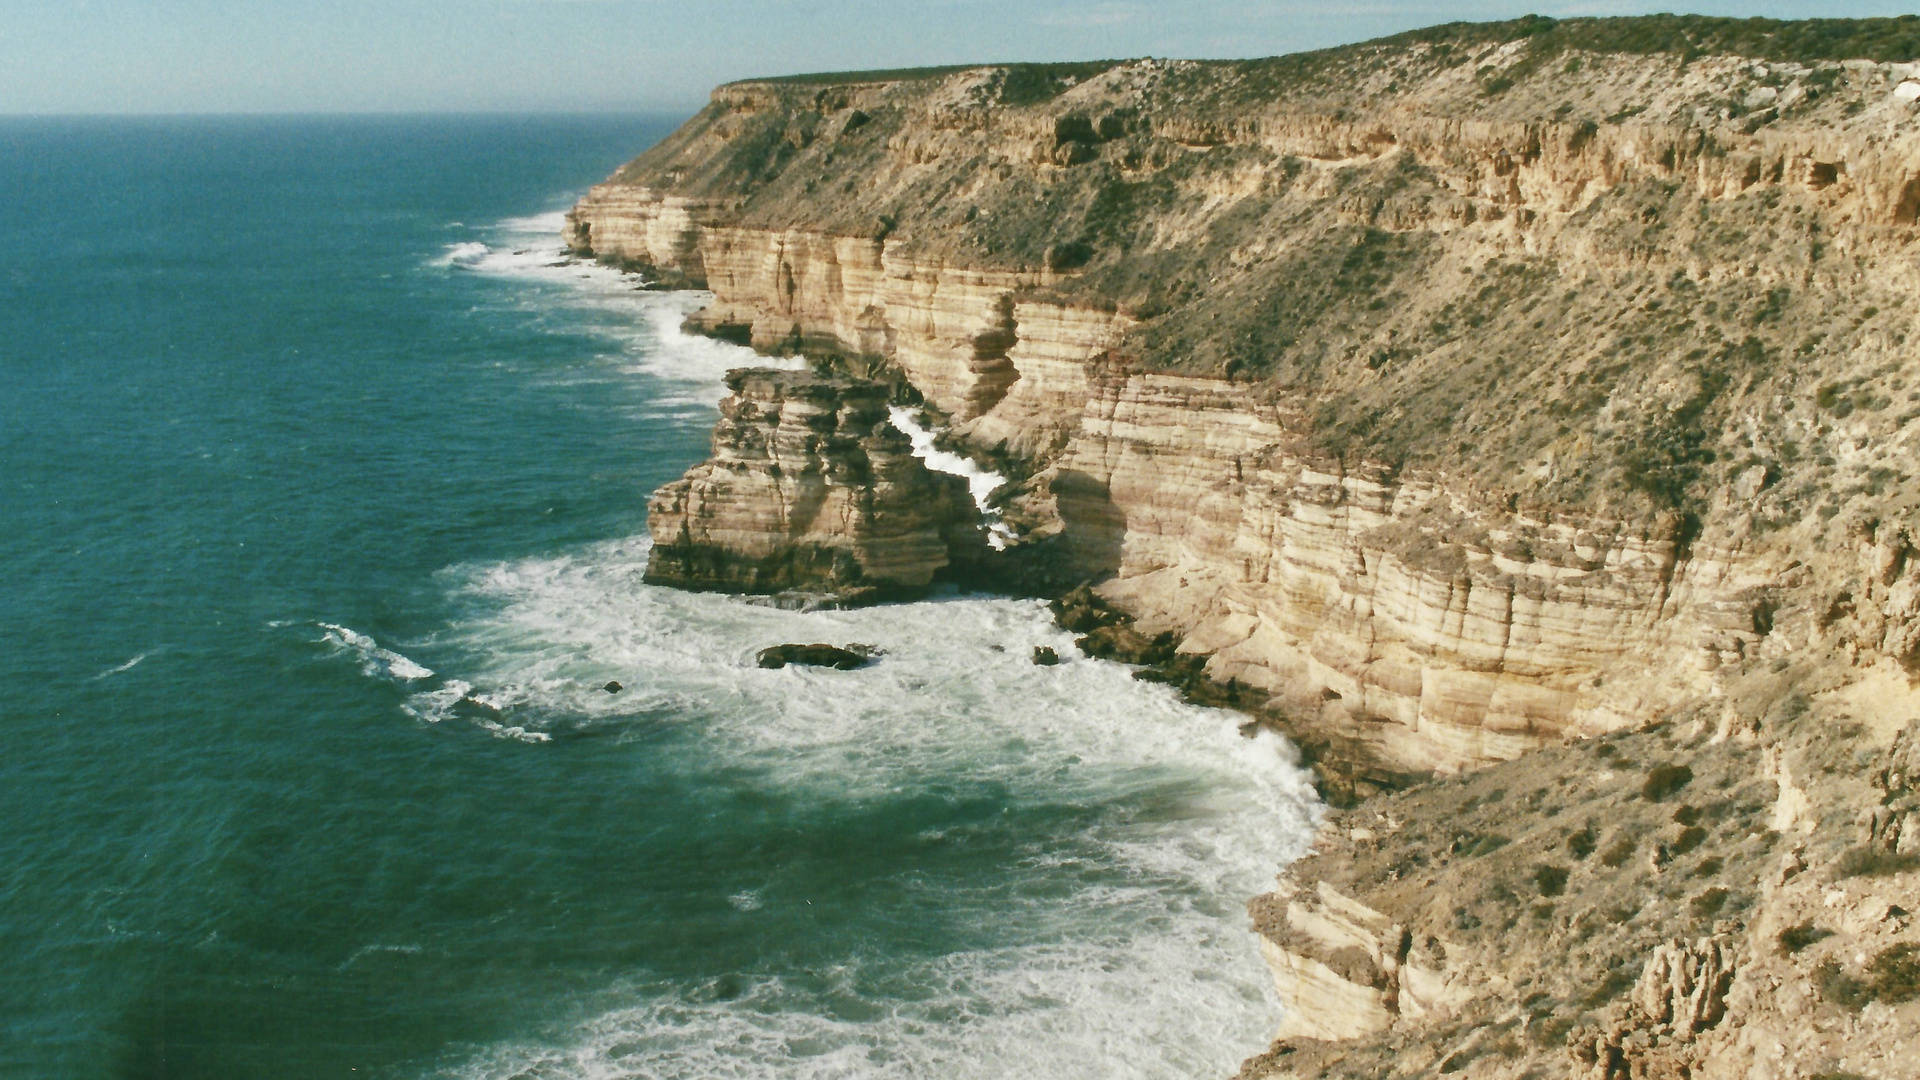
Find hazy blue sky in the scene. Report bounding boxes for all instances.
[3,1,1917,114]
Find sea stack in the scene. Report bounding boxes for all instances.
[643,367,979,604]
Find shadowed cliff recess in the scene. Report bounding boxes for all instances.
[573,15,1920,1079]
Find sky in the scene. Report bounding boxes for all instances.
[2,1,1918,115]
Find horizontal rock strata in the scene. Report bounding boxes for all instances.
[644,368,979,605]
[576,26,1920,778]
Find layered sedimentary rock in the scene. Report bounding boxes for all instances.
[579,15,1920,1077]
[578,20,1920,777]
[644,368,978,604]
[1240,693,1920,1080]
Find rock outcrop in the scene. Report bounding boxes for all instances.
[578,14,1920,1077]
[755,643,875,669]
[1241,697,1920,1080]
[644,368,980,605]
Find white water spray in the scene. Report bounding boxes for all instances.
[887,406,1018,550]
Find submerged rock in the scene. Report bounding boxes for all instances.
[603,681,623,694]
[756,643,872,670]
[451,694,503,720]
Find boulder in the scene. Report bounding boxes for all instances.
[757,643,872,670]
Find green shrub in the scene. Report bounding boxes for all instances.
[1643,763,1694,800]
[1600,835,1638,868]
[1868,943,1920,1003]
[1817,959,1870,1007]
[1778,921,1832,953]
[1584,966,1637,1006]
[1534,864,1571,897]
[1458,833,1512,857]
[1835,844,1920,878]
[1815,943,1920,1007]
[1567,824,1598,860]
[1690,887,1729,919]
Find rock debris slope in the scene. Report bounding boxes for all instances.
[572,15,1920,1078]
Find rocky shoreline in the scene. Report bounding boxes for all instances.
[575,16,1920,1077]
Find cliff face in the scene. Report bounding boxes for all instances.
[644,368,979,604]
[577,19,1920,778]
[576,14,1920,1077]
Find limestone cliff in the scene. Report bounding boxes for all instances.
[1239,675,1920,1080]
[644,368,979,605]
[575,14,1920,1077]
[576,16,1920,780]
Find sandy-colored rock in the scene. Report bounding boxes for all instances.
[568,37,1920,777]
[644,368,978,604]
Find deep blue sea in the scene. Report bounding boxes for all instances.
[0,116,1318,1080]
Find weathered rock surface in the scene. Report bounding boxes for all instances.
[644,368,981,604]
[1240,693,1920,1080]
[578,20,1920,780]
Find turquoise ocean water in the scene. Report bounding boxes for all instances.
[0,116,1318,1080]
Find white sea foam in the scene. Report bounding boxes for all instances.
[888,406,1017,550]
[319,623,436,681]
[411,202,1319,1078]
[343,943,426,968]
[93,653,146,679]
[421,537,1320,1080]
[438,241,492,268]
[495,210,570,235]
[431,211,804,404]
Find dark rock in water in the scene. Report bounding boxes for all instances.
[756,643,872,670]
[1049,585,1117,634]
[1076,623,1178,666]
[1031,646,1060,666]
[451,694,503,720]
[604,681,624,694]
[1050,586,1178,664]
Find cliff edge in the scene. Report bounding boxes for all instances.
[573,14,1920,1077]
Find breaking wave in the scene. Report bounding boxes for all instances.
[319,623,435,681]
[394,206,1320,1079]
[415,537,1320,1079]
[430,212,804,405]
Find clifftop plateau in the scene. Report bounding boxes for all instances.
[570,15,1920,1078]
